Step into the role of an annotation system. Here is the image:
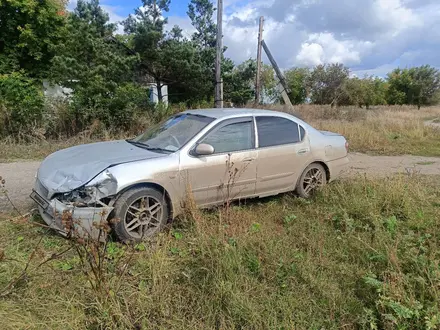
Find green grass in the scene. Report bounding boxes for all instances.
[1,175,440,329]
[416,161,436,166]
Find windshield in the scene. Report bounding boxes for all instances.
[130,113,215,152]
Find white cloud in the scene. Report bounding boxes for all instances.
[296,33,374,66]
[296,43,324,66]
[66,0,440,76]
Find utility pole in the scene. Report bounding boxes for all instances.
[255,16,264,104]
[261,40,293,108]
[215,0,224,108]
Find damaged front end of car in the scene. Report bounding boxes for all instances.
[31,169,119,241]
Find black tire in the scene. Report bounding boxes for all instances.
[112,187,169,242]
[295,163,327,198]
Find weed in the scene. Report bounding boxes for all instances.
[1,173,440,328]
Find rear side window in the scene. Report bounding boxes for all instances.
[256,116,300,148]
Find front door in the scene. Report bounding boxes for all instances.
[179,117,257,206]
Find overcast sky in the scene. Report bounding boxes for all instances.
[68,0,440,76]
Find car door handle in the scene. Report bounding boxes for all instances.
[298,148,309,154]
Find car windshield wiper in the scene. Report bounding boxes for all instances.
[126,140,173,153]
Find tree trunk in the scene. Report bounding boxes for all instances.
[156,80,163,103]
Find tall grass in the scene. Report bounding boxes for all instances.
[1,175,439,329]
[283,104,440,157]
[1,104,439,161]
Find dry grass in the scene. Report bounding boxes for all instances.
[1,175,440,329]
[1,105,440,161]
[288,105,440,157]
[0,132,130,162]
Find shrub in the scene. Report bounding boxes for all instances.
[0,72,45,139]
[69,83,154,132]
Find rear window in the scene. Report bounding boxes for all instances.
[256,116,300,148]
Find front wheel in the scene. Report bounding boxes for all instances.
[112,187,169,242]
[295,163,327,198]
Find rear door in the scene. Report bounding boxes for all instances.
[254,116,312,197]
[179,117,258,206]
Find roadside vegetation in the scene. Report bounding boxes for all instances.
[1,104,439,161]
[2,1,440,329]
[1,174,440,329]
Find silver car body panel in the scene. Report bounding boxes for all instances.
[33,108,350,239]
[38,140,166,198]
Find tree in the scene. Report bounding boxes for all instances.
[340,75,388,108]
[308,63,350,106]
[0,72,45,137]
[187,0,218,102]
[258,64,278,103]
[386,66,440,108]
[187,0,216,49]
[0,0,66,79]
[408,65,440,108]
[224,59,257,106]
[51,0,138,128]
[284,67,309,104]
[386,68,412,106]
[52,0,135,89]
[387,65,440,109]
[125,0,208,104]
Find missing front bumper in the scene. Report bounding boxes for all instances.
[31,190,114,241]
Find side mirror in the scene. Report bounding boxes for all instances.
[194,143,215,156]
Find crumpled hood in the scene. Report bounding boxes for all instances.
[38,140,165,196]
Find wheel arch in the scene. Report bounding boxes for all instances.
[295,160,331,190]
[116,182,174,219]
[311,161,330,182]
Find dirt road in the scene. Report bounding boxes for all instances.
[1,153,440,213]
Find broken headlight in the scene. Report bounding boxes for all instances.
[84,169,118,202]
[58,170,118,205]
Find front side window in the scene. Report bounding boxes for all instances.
[131,113,214,152]
[256,116,300,148]
[200,119,254,154]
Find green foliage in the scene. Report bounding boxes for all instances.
[387,66,440,108]
[187,0,216,49]
[284,67,309,104]
[187,0,221,103]
[52,0,136,94]
[342,76,388,108]
[224,59,257,105]
[0,0,66,78]
[1,176,440,328]
[260,64,278,102]
[70,83,152,130]
[308,63,350,106]
[0,72,45,137]
[48,0,145,130]
[124,0,208,104]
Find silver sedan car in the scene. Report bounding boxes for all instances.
[31,108,349,241]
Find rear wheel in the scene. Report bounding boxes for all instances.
[113,187,169,242]
[296,163,327,198]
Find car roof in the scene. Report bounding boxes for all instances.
[183,108,292,120]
